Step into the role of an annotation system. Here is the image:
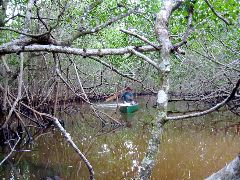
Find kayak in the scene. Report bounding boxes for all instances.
[119,103,140,113]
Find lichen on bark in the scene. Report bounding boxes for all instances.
[137,0,184,179]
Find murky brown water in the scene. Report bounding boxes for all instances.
[0,97,240,179]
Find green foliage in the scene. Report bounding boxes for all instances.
[0,0,239,94]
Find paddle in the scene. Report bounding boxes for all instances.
[105,88,125,102]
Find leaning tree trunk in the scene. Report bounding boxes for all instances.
[206,155,240,180]
[137,0,182,179]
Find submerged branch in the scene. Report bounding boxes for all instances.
[43,114,95,180]
[0,133,21,166]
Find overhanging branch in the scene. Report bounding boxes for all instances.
[167,78,240,120]
[0,44,158,56]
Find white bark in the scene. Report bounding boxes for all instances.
[137,0,183,179]
[0,44,158,56]
[48,115,95,180]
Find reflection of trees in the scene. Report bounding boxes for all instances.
[211,122,240,136]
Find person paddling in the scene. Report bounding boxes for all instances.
[121,87,135,104]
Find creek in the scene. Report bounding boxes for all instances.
[0,96,239,179]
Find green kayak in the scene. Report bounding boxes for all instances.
[119,103,140,113]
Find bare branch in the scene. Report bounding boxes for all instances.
[204,0,231,25]
[206,155,240,179]
[52,53,82,99]
[0,44,158,56]
[189,47,240,73]
[0,133,21,166]
[50,2,68,30]
[35,4,50,31]
[42,114,95,180]
[0,0,7,26]
[89,56,141,83]
[129,48,159,69]
[71,58,91,102]
[4,13,59,24]
[3,53,24,127]
[1,55,11,73]
[78,0,103,30]
[0,26,50,38]
[65,7,139,44]
[167,78,240,120]
[173,1,194,50]
[88,56,156,93]
[120,28,160,49]
[22,0,36,34]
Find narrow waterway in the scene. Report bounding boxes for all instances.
[0,96,239,179]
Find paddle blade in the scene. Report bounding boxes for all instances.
[105,94,118,102]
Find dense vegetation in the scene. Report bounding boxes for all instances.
[0,0,239,179]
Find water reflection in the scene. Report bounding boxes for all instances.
[0,97,240,179]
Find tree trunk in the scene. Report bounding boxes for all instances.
[137,0,183,179]
[206,155,240,180]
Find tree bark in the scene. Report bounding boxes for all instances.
[137,0,183,179]
[206,155,240,180]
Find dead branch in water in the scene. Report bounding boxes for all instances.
[43,113,95,180]
[0,133,20,166]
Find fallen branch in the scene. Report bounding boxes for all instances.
[0,44,158,56]
[43,114,95,180]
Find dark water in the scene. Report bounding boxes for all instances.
[0,97,240,179]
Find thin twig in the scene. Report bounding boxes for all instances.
[66,7,139,44]
[0,133,21,166]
